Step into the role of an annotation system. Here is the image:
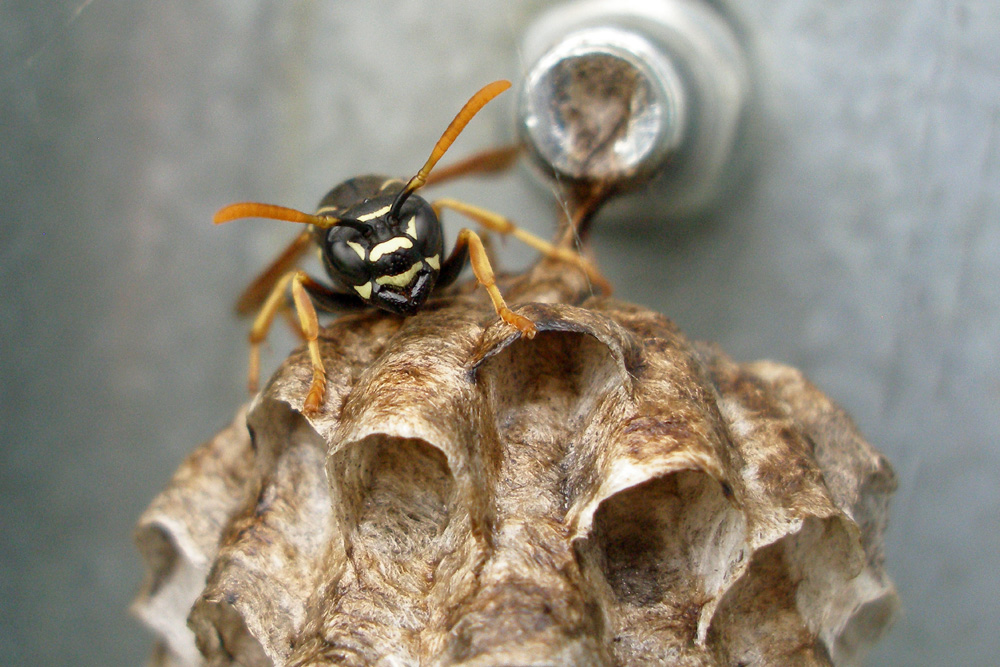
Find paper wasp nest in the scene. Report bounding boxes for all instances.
[134,260,897,666]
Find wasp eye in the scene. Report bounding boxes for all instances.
[325,226,369,285]
[401,199,443,259]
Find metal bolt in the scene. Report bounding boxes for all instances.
[518,0,751,220]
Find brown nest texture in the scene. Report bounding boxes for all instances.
[134,258,897,667]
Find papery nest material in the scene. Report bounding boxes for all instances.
[134,258,897,666]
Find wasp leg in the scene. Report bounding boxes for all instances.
[271,274,362,345]
[279,305,307,342]
[248,270,328,414]
[290,274,328,414]
[443,229,537,338]
[236,229,314,316]
[432,198,612,295]
[422,144,521,188]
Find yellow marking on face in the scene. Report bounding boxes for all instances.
[406,216,418,239]
[369,236,414,261]
[346,241,366,260]
[425,253,440,270]
[356,204,392,222]
[354,282,373,300]
[375,261,423,287]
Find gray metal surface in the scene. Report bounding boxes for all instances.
[1,1,996,664]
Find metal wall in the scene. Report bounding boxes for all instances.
[1,1,996,664]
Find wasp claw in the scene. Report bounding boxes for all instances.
[303,370,327,414]
[502,308,538,339]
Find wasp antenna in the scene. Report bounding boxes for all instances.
[391,80,511,217]
[213,202,339,229]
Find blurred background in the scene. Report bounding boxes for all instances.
[1,0,997,664]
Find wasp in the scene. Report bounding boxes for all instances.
[215,80,607,413]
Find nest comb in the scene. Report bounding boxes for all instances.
[134,258,897,666]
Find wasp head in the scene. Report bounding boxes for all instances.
[321,188,444,316]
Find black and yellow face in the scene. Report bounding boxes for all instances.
[317,177,445,316]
